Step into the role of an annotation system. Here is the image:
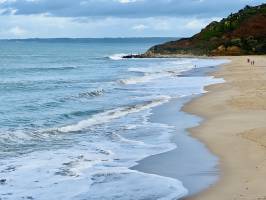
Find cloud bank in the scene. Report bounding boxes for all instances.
[0,0,264,38]
[1,0,264,17]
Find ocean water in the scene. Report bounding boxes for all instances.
[0,38,227,200]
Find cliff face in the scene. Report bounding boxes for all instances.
[144,4,266,56]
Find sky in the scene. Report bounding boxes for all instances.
[0,0,265,39]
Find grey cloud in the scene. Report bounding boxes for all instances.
[1,0,265,18]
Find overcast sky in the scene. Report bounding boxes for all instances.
[0,0,264,39]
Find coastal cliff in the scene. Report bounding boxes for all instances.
[125,4,266,57]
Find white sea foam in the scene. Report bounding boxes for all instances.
[0,104,185,200]
[0,146,187,200]
[121,61,195,85]
[128,61,192,74]
[124,124,138,130]
[75,170,188,200]
[58,96,171,133]
[108,53,127,60]
[119,73,167,84]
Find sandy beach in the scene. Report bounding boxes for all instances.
[185,56,266,200]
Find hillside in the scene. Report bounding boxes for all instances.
[138,4,266,57]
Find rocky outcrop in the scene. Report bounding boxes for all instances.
[124,4,266,58]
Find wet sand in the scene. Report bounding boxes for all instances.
[132,66,222,197]
[185,56,266,200]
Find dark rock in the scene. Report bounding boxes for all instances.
[122,54,146,59]
[0,179,6,185]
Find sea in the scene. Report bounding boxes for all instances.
[0,38,227,200]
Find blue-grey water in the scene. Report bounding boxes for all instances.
[0,38,226,200]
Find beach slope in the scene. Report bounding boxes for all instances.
[184,56,266,200]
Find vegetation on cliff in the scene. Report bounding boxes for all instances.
[144,4,266,56]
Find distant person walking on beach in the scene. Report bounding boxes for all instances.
[247,58,250,63]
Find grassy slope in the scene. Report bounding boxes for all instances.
[145,4,266,56]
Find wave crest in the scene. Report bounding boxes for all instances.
[118,74,164,85]
[57,96,170,133]
[122,62,195,85]
[108,54,127,60]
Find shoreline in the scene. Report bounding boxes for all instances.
[184,55,266,200]
[132,97,219,197]
[132,64,224,197]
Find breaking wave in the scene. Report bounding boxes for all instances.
[120,63,194,85]
[108,53,127,60]
[118,74,165,85]
[58,96,171,133]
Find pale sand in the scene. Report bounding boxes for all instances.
[184,56,266,200]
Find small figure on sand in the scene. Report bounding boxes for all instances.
[247,58,250,63]
[250,60,255,66]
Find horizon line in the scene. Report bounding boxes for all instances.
[0,37,180,41]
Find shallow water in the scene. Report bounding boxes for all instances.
[0,38,227,200]
[133,96,220,197]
